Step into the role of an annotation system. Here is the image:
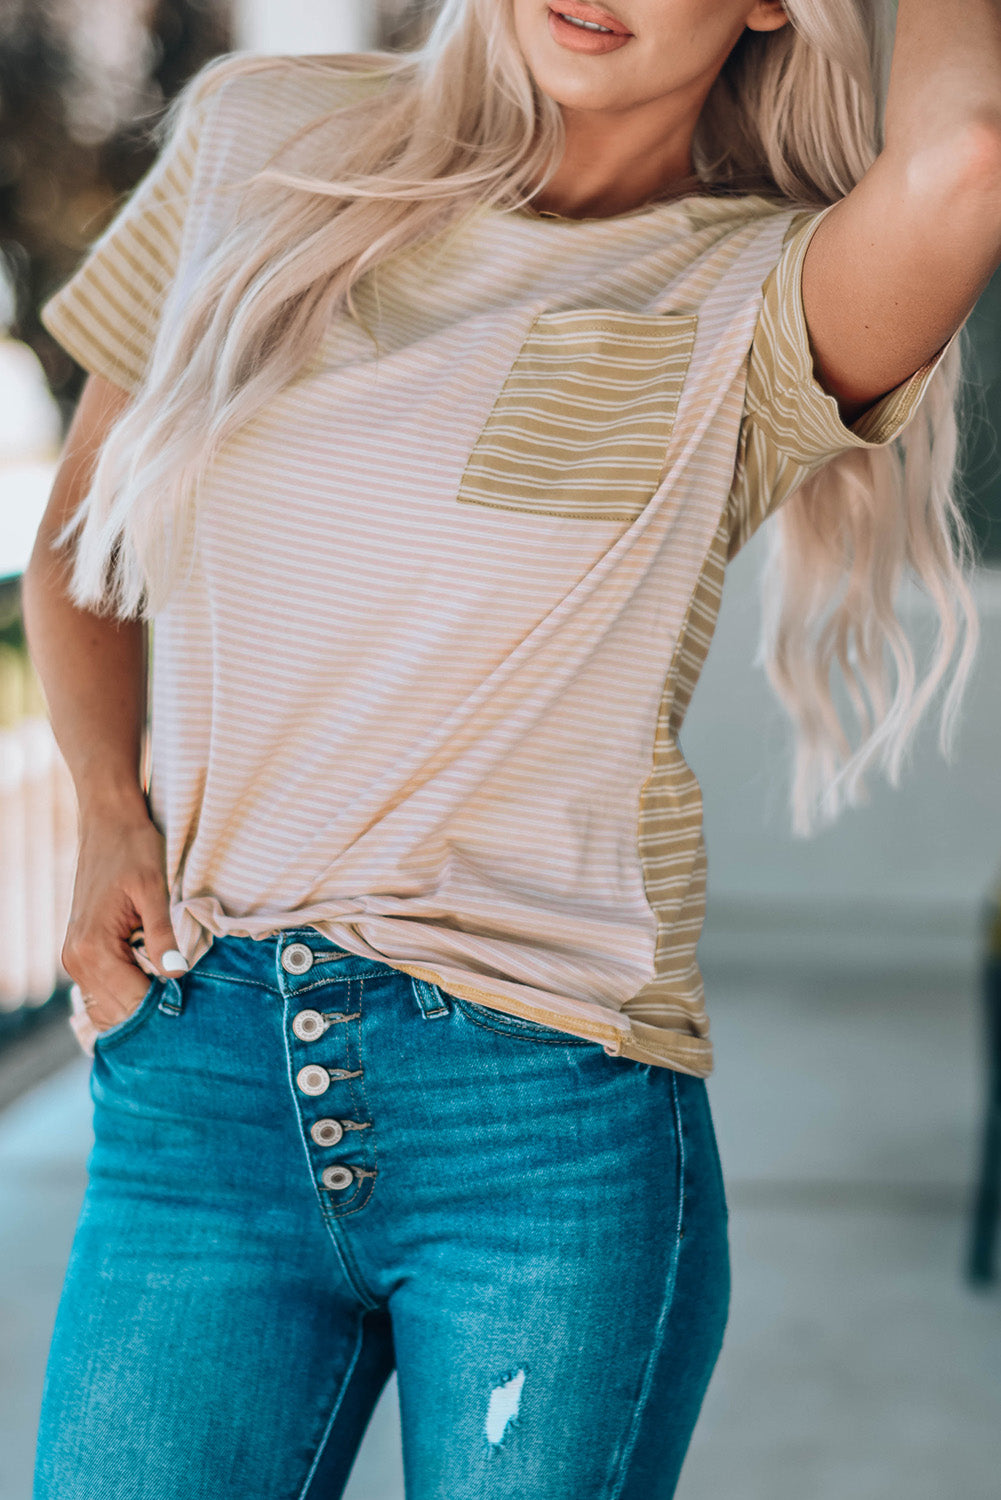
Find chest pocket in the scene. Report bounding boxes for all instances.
[457,308,698,522]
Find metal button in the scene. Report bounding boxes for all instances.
[310,1118,344,1147]
[281,943,314,975]
[320,1164,355,1191]
[292,1008,325,1041]
[296,1064,330,1096]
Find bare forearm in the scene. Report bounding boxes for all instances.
[21,553,150,826]
[21,374,183,1032]
[21,374,152,828]
[885,0,1001,152]
[23,556,187,1032]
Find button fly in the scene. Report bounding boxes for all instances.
[310,1118,344,1146]
[292,1008,325,1041]
[296,1064,330,1096]
[281,943,314,975]
[320,1164,355,1191]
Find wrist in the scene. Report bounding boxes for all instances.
[75,778,152,830]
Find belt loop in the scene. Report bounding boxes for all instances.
[410,977,450,1019]
[157,975,186,1016]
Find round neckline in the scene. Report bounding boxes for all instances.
[514,189,709,224]
[476,189,787,229]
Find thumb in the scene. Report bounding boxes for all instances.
[133,890,188,977]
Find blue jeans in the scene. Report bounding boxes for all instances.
[33,928,730,1499]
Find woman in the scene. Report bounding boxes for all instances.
[23,1,1000,1496]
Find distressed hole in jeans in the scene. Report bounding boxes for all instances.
[485,1368,526,1446]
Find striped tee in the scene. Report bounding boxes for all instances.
[41,54,957,1074]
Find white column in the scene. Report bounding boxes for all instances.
[234,0,377,55]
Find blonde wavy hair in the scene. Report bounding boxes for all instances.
[60,0,979,836]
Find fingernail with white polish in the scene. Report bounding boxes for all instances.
[162,950,189,974]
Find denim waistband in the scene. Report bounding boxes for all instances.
[194,926,444,1008]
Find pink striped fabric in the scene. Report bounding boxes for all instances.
[42,56,955,1072]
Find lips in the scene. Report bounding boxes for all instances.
[547,3,632,37]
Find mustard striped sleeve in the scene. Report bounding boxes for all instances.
[728,204,962,557]
[40,63,220,393]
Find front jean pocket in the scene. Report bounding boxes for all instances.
[453,994,598,1047]
[457,308,698,522]
[91,975,163,1053]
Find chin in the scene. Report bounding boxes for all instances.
[524,55,641,112]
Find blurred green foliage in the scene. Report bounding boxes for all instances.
[959,269,1001,564]
[0,0,231,424]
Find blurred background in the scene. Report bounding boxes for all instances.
[1,4,999,1498]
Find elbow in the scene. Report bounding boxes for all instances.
[22,532,53,593]
[21,531,72,616]
[19,551,43,652]
[953,115,1001,192]
[901,117,1001,203]
[20,544,43,607]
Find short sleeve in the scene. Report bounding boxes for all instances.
[728,203,962,557]
[40,62,223,393]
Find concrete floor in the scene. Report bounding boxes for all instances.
[2,958,998,1500]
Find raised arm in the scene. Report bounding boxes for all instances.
[21,374,184,1041]
[800,0,1001,425]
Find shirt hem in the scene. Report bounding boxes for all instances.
[383,959,714,1078]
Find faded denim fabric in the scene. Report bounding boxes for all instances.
[34,928,730,1500]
